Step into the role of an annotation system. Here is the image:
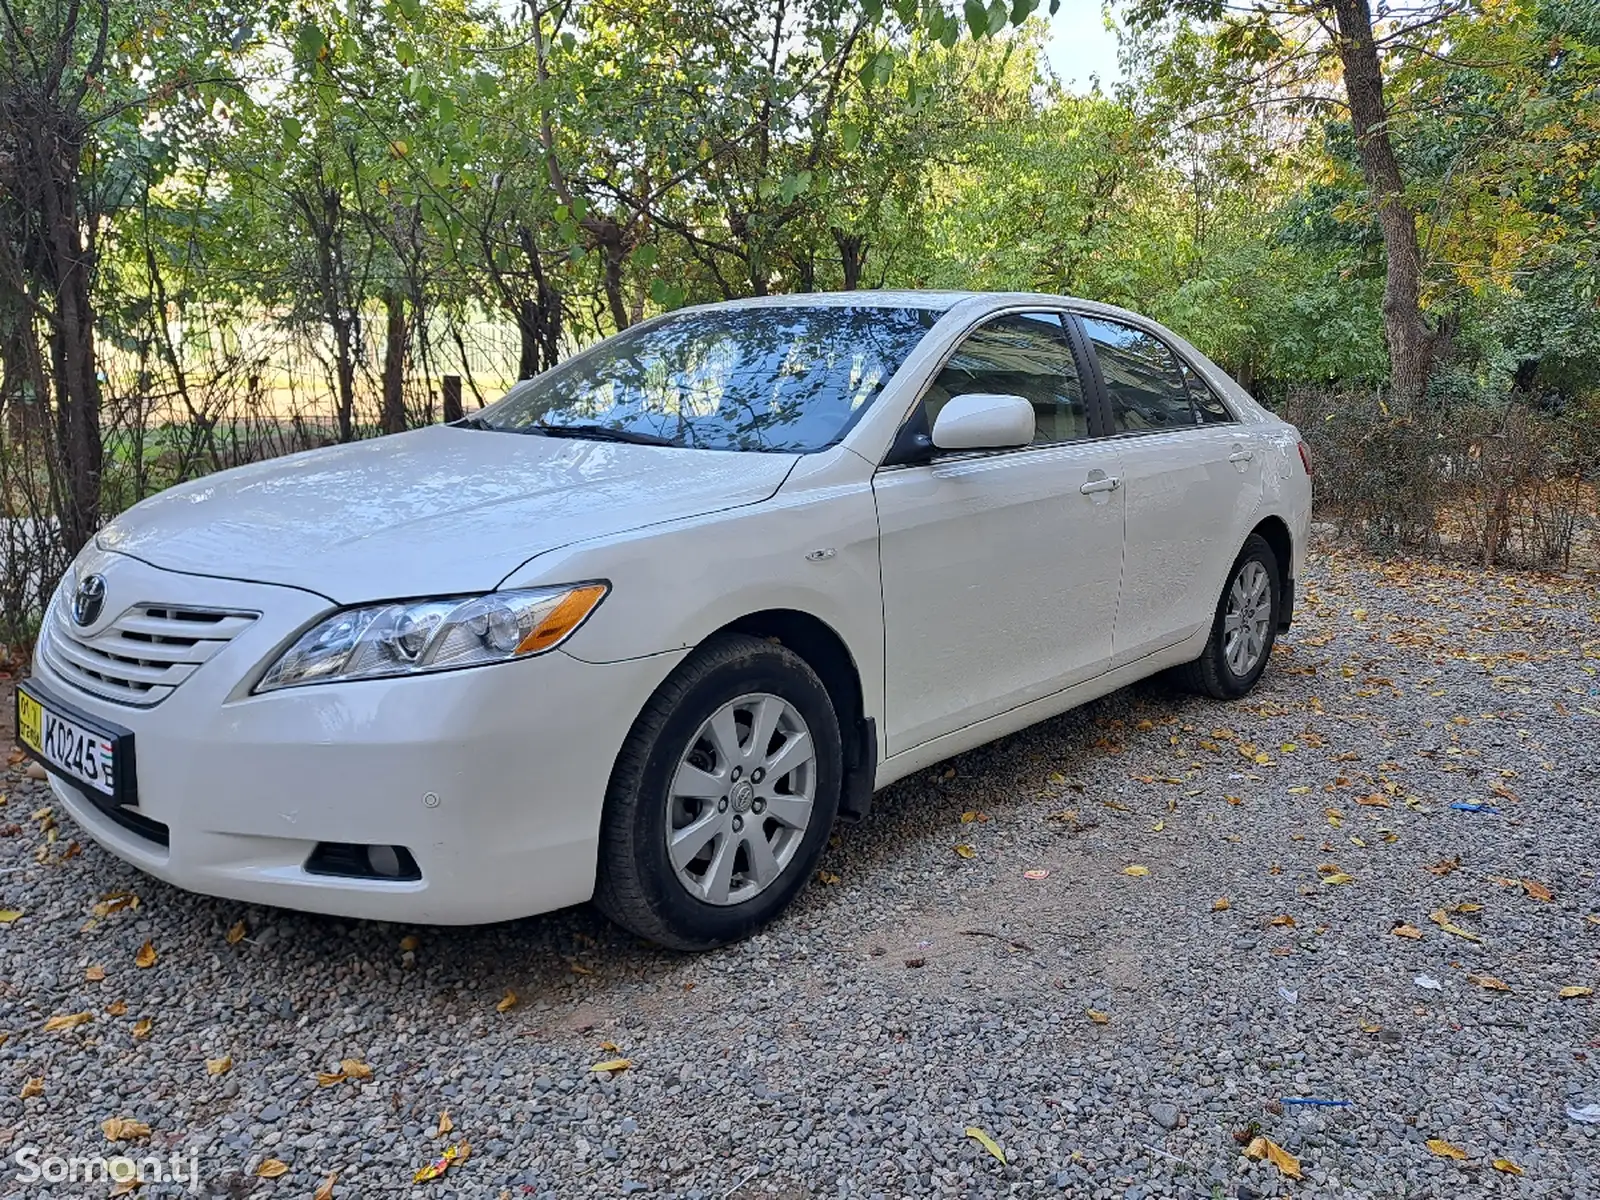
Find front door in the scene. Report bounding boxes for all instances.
[873,311,1126,756]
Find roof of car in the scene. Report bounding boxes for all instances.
[682,289,978,313]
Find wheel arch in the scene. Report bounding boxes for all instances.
[1248,514,1295,632]
[715,608,876,822]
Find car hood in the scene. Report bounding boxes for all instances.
[97,426,798,601]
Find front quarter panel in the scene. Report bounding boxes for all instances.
[499,447,886,734]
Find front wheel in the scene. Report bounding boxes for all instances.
[1178,533,1281,700]
[594,633,842,949]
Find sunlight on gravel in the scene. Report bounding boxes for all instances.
[1,545,1597,1198]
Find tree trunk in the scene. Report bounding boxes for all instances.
[39,114,102,554]
[1327,0,1436,403]
[380,289,408,435]
[832,229,867,290]
[332,317,357,443]
[602,234,630,332]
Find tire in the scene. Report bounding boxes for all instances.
[1177,533,1281,700]
[594,632,843,950]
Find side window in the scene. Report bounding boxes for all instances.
[1081,317,1197,433]
[1178,358,1236,425]
[922,312,1088,446]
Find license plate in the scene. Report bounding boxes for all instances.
[15,683,128,799]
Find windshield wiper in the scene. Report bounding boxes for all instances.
[454,415,497,431]
[531,423,677,447]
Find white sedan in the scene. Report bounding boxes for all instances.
[19,292,1311,948]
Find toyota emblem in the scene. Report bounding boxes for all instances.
[72,573,107,627]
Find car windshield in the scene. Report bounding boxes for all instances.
[474,305,938,452]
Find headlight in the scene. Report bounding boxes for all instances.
[255,583,608,692]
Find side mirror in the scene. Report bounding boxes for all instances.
[930,393,1036,451]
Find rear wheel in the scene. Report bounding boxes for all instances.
[594,633,842,949]
[1178,533,1281,700]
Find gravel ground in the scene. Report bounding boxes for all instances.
[1,545,1598,1199]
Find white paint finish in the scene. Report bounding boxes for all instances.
[95,425,797,602]
[1108,425,1267,664]
[930,392,1036,450]
[31,292,1313,926]
[872,440,1126,755]
[874,625,1210,790]
[33,548,681,923]
[514,446,888,757]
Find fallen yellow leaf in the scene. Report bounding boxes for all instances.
[816,870,841,884]
[205,1055,232,1076]
[1122,865,1149,877]
[1426,1138,1469,1160]
[1558,985,1594,999]
[340,1059,373,1080]
[0,909,23,923]
[1268,914,1296,928]
[964,1125,1007,1164]
[313,1171,339,1200]
[1468,974,1510,992]
[959,810,979,823]
[20,1077,42,1098]
[1492,1158,1523,1175]
[1211,897,1230,912]
[226,920,247,945]
[1244,1136,1302,1179]
[497,989,518,1012]
[1392,924,1424,940]
[1521,879,1553,902]
[316,1072,347,1087]
[134,940,158,969]
[1428,909,1483,943]
[132,1018,153,1038]
[1087,1009,1109,1024]
[591,1057,632,1074]
[953,844,976,859]
[1356,793,1390,808]
[1149,819,1165,832]
[399,934,420,952]
[102,1117,152,1142]
[436,1110,453,1137]
[85,964,106,982]
[43,1011,93,1032]
[256,1159,290,1178]
[1322,872,1355,885]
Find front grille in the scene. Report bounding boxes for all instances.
[41,599,257,707]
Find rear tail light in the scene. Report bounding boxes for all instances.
[1297,441,1313,477]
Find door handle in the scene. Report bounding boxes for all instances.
[1079,476,1121,495]
[1228,447,1254,463]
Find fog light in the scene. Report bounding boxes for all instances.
[367,844,402,878]
[305,842,421,882]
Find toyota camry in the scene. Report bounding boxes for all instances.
[18,291,1311,948]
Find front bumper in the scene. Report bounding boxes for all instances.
[34,549,683,924]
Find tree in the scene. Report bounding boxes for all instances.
[1125,0,1458,401]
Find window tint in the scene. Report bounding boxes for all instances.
[922,312,1087,446]
[1082,317,1202,433]
[1178,359,1236,424]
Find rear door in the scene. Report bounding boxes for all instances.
[1071,314,1264,666]
[873,311,1125,756]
